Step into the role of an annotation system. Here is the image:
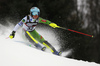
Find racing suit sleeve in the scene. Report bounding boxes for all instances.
[13,16,27,31]
[39,17,51,25]
[39,17,59,28]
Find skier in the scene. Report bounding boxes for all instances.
[9,7,61,55]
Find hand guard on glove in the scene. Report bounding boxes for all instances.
[49,23,60,28]
[9,31,16,39]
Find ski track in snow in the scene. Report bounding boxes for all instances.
[0,23,100,66]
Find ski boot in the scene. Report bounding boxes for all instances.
[35,44,46,51]
[41,47,46,51]
[53,51,62,56]
[35,43,42,49]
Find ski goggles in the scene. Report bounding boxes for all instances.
[32,12,39,16]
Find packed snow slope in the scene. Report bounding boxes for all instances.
[0,24,100,66]
[0,35,100,66]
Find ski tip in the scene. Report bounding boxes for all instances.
[29,45,31,47]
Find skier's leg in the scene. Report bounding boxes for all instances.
[29,30,60,55]
[25,31,45,50]
[43,41,61,55]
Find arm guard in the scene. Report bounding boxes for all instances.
[13,24,21,31]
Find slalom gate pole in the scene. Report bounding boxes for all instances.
[57,27,93,38]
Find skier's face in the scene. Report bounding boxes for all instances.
[32,15,39,19]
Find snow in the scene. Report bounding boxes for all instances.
[0,24,100,66]
[77,0,90,28]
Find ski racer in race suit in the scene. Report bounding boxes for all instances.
[9,7,61,55]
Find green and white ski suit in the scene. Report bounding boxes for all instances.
[13,15,59,54]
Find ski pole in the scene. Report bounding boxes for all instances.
[57,26,93,38]
[6,37,9,39]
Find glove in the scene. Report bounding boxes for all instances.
[9,31,16,39]
[49,23,60,28]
